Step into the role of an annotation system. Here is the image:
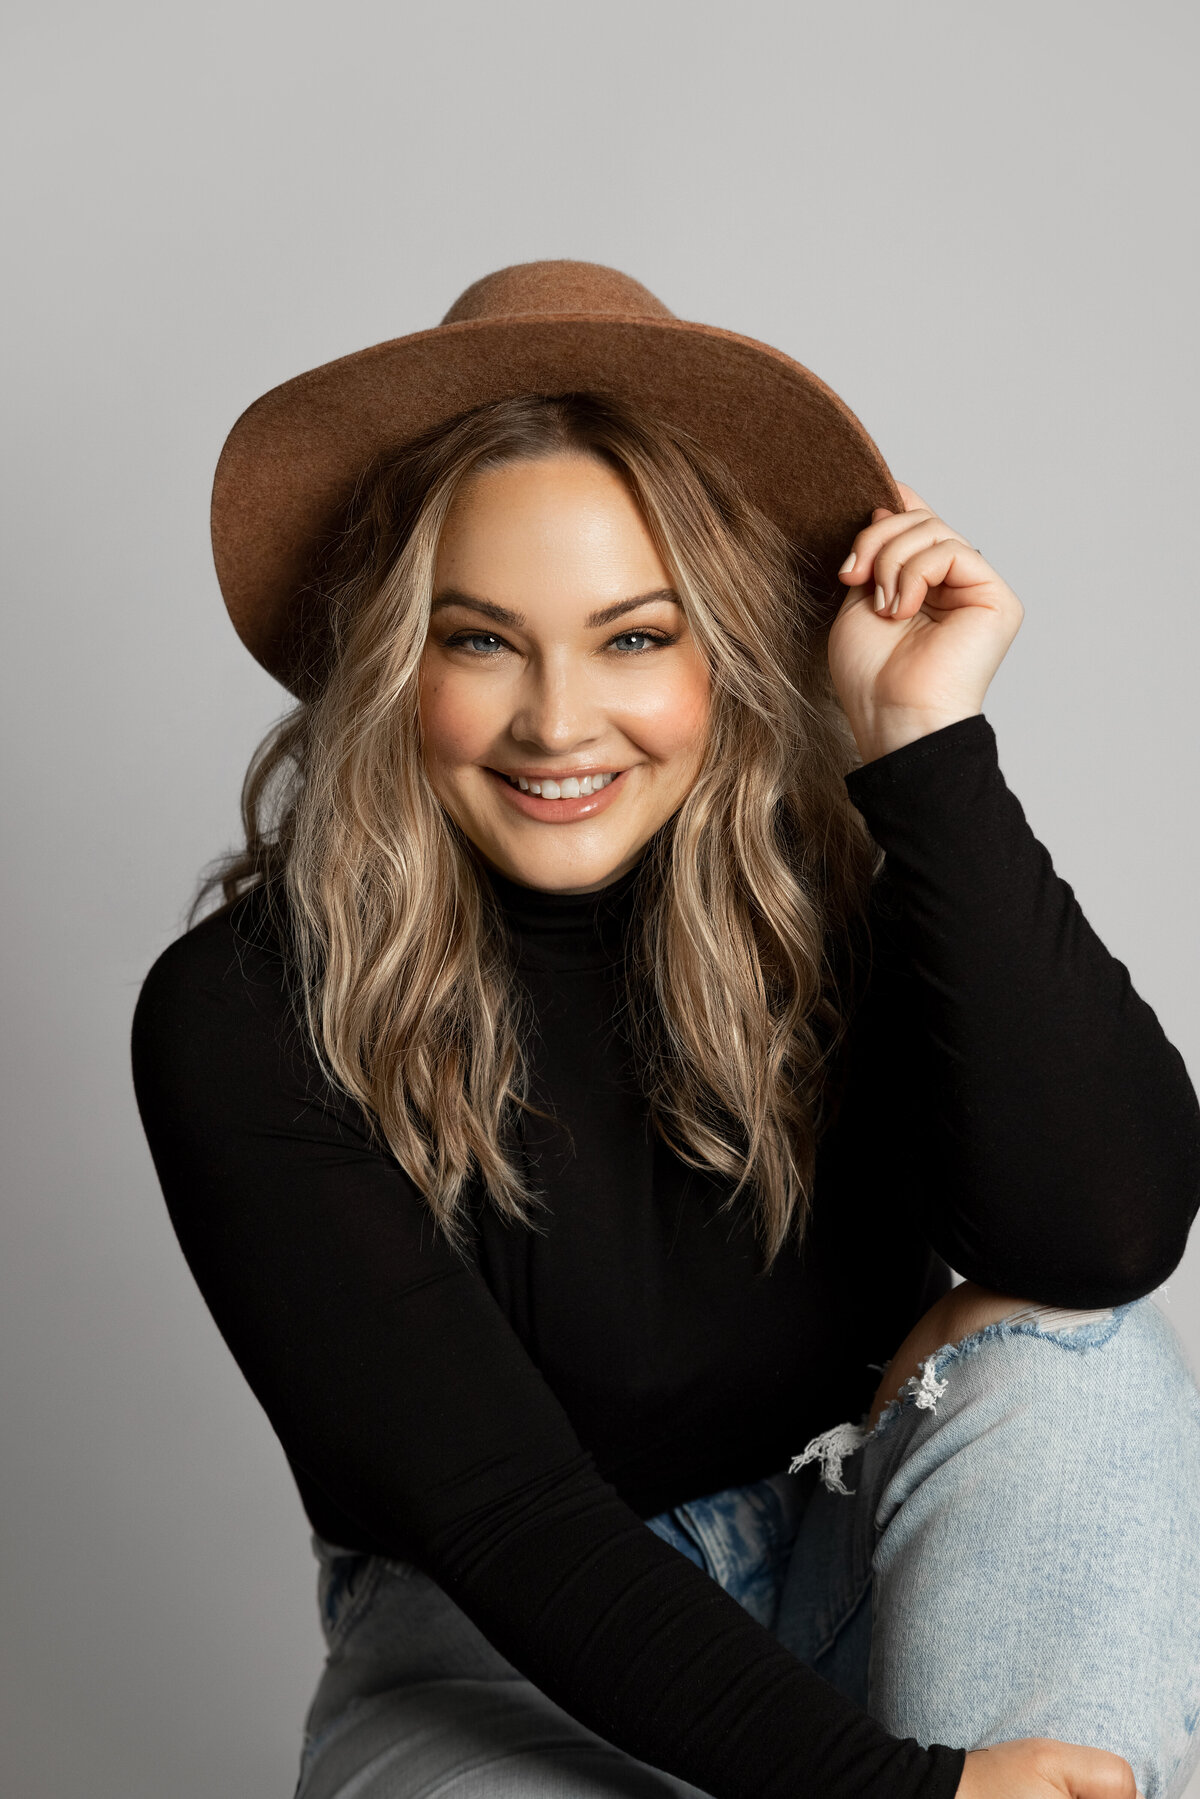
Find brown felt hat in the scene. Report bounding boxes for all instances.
[211,259,902,695]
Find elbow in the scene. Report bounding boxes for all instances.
[939,1086,1200,1310]
[1090,1214,1196,1308]
[955,1203,1197,1313]
[1055,1231,1191,1311]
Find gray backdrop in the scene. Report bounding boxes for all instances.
[3,2,1197,1795]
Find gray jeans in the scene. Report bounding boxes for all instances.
[293,1299,1200,1798]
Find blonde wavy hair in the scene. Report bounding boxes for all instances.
[196,391,881,1266]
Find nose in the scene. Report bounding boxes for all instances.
[508,653,603,754]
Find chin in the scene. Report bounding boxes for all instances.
[503,860,632,896]
[490,833,640,895]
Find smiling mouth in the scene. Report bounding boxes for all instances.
[494,771,619,799]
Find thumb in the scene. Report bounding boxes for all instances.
[960,1739,1138,1799]
[1047,1740,1139,1798]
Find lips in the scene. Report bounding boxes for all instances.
[486,765,629,824]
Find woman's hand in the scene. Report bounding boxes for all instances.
[958,1738,1140,1799]
[827,482,1024,763]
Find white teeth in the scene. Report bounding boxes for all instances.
[507,771,619,797]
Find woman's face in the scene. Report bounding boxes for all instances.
[419,452,711,894]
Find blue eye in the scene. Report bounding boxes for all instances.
[611,630,671,653]
[443,627,675,657]
[446,632,506,655]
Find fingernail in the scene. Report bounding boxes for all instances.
[874,584,887,614]
[838,551,857,576]
[888,592,901,617]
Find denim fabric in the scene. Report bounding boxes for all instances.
[643,1468,806,1631]
[296,1552,711,1799]
[293,1297,1200,1799]
[820,1299,1200,1798]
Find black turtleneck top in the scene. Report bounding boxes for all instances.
[130,715,1200,1799]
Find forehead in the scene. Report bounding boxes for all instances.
[434,454,670,610]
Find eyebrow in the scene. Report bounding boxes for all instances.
[429,587,681,629]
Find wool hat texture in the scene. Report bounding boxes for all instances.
[211,259,903,695]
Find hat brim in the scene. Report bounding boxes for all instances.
[211,313,902,693]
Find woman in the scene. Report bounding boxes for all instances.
[131,260,1200,1799]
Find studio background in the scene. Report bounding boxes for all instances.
[3,2,1197,1795]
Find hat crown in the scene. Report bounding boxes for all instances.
[440,259,675,326]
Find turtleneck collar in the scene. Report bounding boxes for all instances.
[483,856,645,974]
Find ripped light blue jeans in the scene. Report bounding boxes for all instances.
[295,1298,1200,1799]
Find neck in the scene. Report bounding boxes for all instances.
[481,853,648,975]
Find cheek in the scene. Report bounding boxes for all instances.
[418,666,495,770]
[625,659,711,764]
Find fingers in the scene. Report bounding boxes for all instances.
[837,506,922,587]
[839,510,983,616]
[838,503,958,592]
[894,480,935,513]
[888,537,989,617]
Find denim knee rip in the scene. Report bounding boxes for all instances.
[789,1300,1137,1496]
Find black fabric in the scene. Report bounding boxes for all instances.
[130,714,1200,1799]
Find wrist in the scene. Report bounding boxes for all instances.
[848,704,983,765]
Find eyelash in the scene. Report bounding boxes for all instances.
[442,628,677,658]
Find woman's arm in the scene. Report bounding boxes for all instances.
[838,713,1200,1303]
[130,896,962,1799]
[826,487,1200,1303]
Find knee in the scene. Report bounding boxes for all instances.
[868,1280,1030,1427]
[868,1281,1199,1434]
[876,1290,1198,1464]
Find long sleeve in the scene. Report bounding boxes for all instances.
[839,713,1200,1305]
[129,901,963,1799]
